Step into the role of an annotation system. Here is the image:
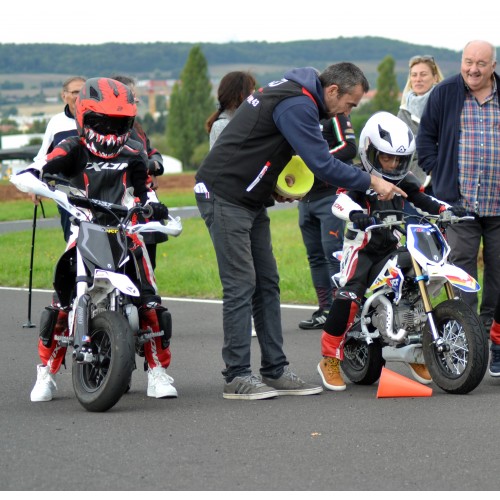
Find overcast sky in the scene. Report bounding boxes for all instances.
[3,1,500,53]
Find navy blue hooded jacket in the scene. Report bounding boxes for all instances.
[196,67,371,209]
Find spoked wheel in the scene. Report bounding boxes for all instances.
[422,299,489,394]
[342,335,385,385]
[72,311,134,412]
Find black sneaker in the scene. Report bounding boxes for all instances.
[261,366,323,396]
[298,308,328,330]
[223,374,279,400]
[489,344,500,377]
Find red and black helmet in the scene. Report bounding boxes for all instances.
[75,77,137,159]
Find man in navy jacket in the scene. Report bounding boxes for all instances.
[417,40,500,331]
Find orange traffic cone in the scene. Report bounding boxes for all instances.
[376,367,433,398]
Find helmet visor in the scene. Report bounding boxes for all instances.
[375,152,412,181]
[85,113,134,136]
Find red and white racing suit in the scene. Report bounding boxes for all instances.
[32,136,171,373]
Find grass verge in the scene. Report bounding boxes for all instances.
[0,203,318,305]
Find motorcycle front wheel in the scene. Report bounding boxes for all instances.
[72,311,135,412]
[422,299,489,394]
[342,336,385,385]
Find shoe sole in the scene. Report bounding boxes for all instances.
[30,394,53,402]
[489,370,500,377]
[147,389,178,398]
[223,390,278,400]
[317,363,346,391]
[270,387,323,396]
[298,324,325,330]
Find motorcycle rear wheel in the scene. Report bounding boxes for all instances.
[422,299,489,394]
[342,337,385,385]
[72,311,135,412]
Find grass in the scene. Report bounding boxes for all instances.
[0,195,318,305]
[0,178,484,306]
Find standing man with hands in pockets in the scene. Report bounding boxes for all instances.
[417,40,500,332]
[195,62,405,400]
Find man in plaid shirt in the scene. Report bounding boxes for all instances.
[417,40,500,352]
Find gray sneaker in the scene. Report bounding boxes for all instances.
[223,374,279,400]
[261,366,323,396]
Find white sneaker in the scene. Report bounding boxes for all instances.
[30,364,57,402]
[147,367,178,398]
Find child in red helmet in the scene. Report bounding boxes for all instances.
[29,78,176,402]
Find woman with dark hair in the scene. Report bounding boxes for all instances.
[206,71,256,148]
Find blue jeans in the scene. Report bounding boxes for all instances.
[196,193,288,381]
[298,195,344,311]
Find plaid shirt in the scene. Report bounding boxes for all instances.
[458,79,500,216]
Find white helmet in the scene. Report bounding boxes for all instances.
[358,111,415,181]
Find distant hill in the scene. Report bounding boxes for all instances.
[0,37,463,88]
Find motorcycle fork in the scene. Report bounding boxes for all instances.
[412,256,448,353]
[72,250,93,363]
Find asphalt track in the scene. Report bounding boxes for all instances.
[1,206,500,491]
[1,285,500,492]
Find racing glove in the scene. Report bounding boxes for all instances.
[448,205,468,217]
[148,202,169,221]
[349,210,379,231]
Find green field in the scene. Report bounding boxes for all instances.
[0,183,484,307]
[0,195,318,305]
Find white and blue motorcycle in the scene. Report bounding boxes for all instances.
[337,209,488,395]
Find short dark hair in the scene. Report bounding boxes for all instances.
[110,74,136,87]
[319,62,369,97]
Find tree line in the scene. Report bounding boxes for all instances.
[0,37,461,86]
[166,47,405,170]
[0,37,471,170]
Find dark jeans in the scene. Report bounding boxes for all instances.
[446,216,500,328]
[298,195,344,311]
[196,193,288,381]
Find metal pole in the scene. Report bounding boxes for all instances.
[23,203,38,328]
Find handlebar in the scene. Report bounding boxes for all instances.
[42,173,153,222]
[11,170,182,236]
[361,209,474,233]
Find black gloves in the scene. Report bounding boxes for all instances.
[448,205,468,217]
[349,210,379,231]
[148,202,169,221]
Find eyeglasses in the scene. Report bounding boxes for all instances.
[409,55,435,67]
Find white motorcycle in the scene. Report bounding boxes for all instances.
[11,171,182,411]
[337,209,489,394]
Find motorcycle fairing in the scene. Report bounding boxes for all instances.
[91,269,140,302]
[369,255,404,303]
[427,263,480,292]
[406,224,449,268]
[78,221,128,272]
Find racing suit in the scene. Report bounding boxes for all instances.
[33,136,172,374]
[321,169,448,358]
